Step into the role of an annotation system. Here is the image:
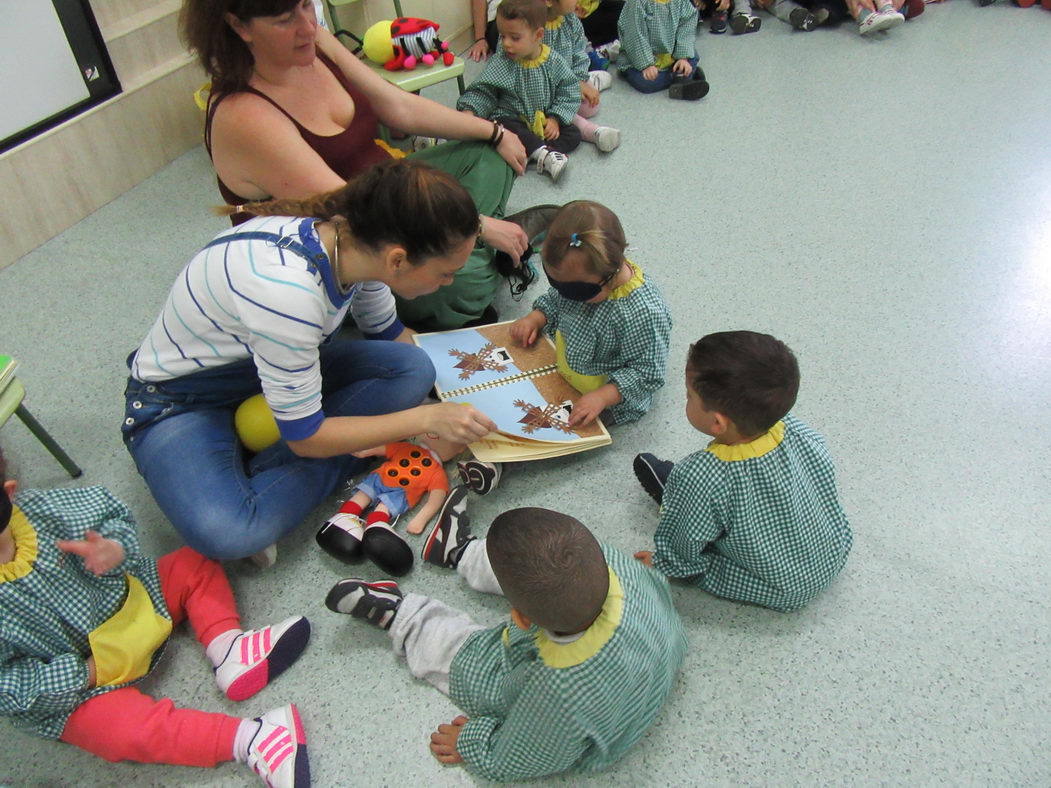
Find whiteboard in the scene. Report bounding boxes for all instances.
[1,3,91,142]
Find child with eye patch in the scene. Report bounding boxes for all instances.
[453,200,672,496]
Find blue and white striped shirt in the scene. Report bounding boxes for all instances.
[131,216,403,440]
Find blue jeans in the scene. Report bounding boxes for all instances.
[621,57,699,94]
[122,340,435,560]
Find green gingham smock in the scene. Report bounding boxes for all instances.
[533,260,672,424]
[456,45,582,126]
[545,14,590,81]
[654,414,852,612]
[617,0,699,72]
[0,487,167,739]
[448,544,687,781]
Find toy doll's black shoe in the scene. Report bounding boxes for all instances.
[423,485,475,568]
[633,453,674,505]
[316,512,365,563]
[361,522,414,577]
[325,579,402,630]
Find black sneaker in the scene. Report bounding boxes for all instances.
[422,485,475,568]
[361,522,414,577]
[730,12,761,33]
[324,579,403,630]
[669,74,710,101]
[789,7,817,29]
[457,459,502,495]
[633,453,674,505]
[710,10,728,32]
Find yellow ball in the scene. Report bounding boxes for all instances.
[234,394,280,452]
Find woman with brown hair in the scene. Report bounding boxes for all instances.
[182,0,542,330]
[122,159,496,563]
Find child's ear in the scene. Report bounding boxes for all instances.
[510,607,532,631]
[3,480,16,497]
[710,411,732,437]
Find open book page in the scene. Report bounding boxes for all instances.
[412,322,556,397]
[444,376,597,443]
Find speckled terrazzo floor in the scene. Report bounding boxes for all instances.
[1,4,1049,786]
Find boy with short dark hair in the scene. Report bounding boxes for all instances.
[326,507,686,780]
[457,0,583,181]
[634,331,852,612]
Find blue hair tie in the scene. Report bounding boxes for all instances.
[568,233,582,247]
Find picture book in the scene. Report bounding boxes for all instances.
[0,355,17,389]
[412,322,612,462]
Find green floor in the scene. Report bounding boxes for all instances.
[1,4,1049,785]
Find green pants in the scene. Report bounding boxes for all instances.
[395,141,516,331]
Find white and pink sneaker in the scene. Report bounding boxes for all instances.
[213,616,311,702]
[243,704,310,788]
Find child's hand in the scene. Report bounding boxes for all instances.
[543,117,561,140]
[672,59,693,77]
[467,39,490,62]
[511,311,547,346]
[569,391,606,428]
[56,531,125,575]
[581,81,600,107]
[430,714,468,764]
[634,550,654,567]
[717,0,731,9]
[642,65,659,81]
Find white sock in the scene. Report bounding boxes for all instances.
[233,717,257,763]
[205,628,241,668]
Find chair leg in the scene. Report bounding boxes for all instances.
[457,75,465,95]
[15,404,82,478]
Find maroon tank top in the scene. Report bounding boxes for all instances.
[204,50,391,225]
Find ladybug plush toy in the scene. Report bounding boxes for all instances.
[362,17,456,71]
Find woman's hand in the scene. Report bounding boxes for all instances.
[480,216,530,264]
[581,82,600,107]
[643,65,660,81]
[495,128,527,174]
[543,117,561,141]
[511,310,547,347]
[672,59,694,77]
[468,39,491,62]
[422,402,496,444]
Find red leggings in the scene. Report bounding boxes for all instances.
[60,547,243,767]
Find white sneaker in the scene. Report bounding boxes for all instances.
[598,39,620,62]
[214,616,311,701]
[248,543,278,569]
[587,70,612,91]
[412,135,441,151]
[244,704,310,788]
[594,126,621,153]
[858,8,904,34]
[536,149,568,182]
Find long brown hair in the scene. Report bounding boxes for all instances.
[226,159,481,263]
[180,0,303,94]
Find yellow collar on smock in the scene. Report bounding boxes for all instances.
[608,259,644,300]
[519,44,551,68]
[706,420,786,462]
[545,16,565,31]
[0,507,38,583]
[534,567,623,668]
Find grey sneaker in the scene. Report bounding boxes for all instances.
[422,485,475,568]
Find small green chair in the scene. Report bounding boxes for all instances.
[324,0,466,95]
[0,356,82,478]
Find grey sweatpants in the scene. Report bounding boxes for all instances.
[388,539,502,694]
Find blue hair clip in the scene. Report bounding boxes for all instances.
[568,233,582,247]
